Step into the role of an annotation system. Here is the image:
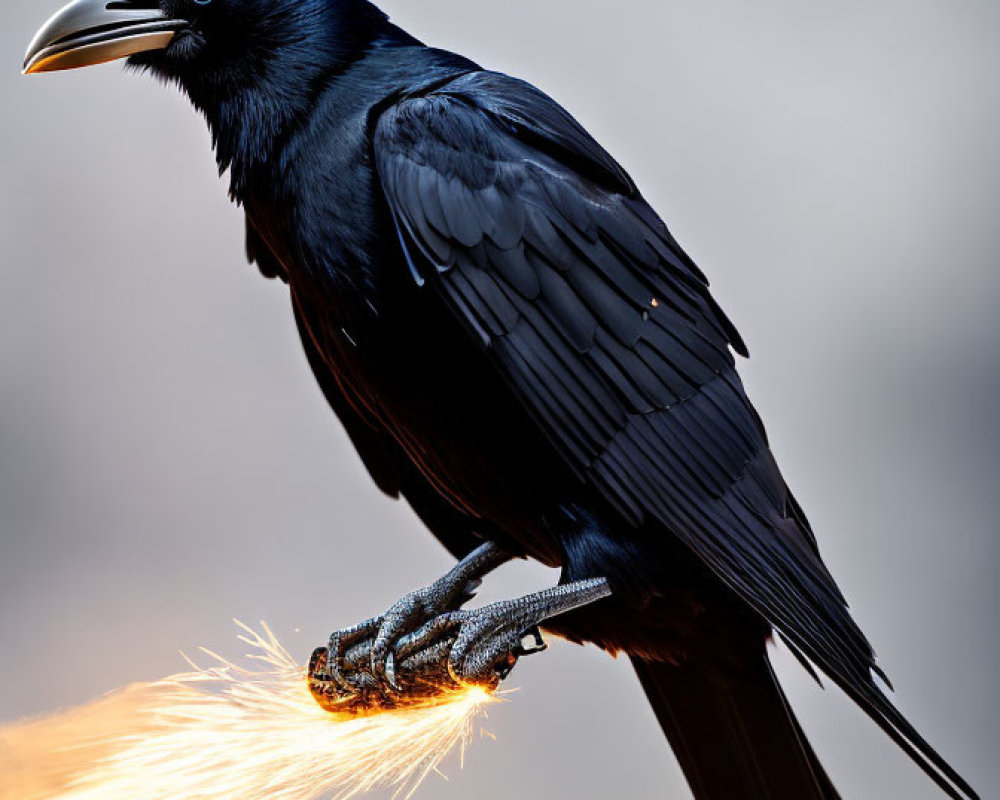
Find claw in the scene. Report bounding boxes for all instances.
[325,616,381,691]
[384,651,398,690]
[370,593,425,689]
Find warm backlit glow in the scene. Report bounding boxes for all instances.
[0,622,496,800]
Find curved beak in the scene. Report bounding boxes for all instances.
[23,0,187,75]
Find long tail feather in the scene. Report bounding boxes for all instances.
[631,653,840,800]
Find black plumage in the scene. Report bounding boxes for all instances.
[42,0,976,797]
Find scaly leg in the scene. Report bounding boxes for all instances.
[392,577,612,685]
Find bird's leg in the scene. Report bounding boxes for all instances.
[313,541,614,709]
[325,542,512,690]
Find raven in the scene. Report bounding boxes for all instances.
[24,1,978,798]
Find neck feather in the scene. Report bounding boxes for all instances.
[181,3,418,198]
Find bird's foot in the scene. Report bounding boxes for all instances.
[309,550,612,713]
[369,542,511,686]
[321,542,510,692]
[310,542,510,708]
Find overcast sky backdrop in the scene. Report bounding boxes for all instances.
[1,1,997,797]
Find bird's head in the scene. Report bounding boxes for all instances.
[24,0,402,183]
[24,0,391,95]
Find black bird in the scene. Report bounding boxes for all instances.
[24,1,978,798]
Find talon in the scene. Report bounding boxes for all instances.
[308,647,354,713]
[326,630,348,689]
[385,651,399,691]
[369,593,429,688]
[325,616,381,691]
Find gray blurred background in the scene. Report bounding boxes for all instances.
[1,0,997,797]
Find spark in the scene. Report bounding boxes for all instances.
[0,622,497,800]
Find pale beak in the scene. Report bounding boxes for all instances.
[23,0,187,75]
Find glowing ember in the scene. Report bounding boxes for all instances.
[0,622,496,800]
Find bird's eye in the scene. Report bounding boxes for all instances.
[192,0,212,5]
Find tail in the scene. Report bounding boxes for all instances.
[631,653,840,800]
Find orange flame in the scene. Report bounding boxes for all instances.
[0,622,496,800]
